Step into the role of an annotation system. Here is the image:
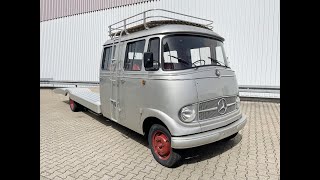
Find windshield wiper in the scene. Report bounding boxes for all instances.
[192,60,206,69]
[167,55,203,69]
[167,55,191,66]
[208,57,229,68]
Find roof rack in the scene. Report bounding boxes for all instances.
[108,9,213,38]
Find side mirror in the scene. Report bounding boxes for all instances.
[144,52,158,70]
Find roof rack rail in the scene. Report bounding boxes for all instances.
[108,9,213,37]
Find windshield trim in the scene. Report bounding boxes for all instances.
[161,34,228,71]
[164,64,230,71]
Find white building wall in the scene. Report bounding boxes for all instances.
[40,0,280,87]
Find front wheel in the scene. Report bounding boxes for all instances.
[148,124,181,168]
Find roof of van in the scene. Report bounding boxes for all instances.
[103,22,224,46]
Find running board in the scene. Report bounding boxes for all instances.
[54,88,101,114]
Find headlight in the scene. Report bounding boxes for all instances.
[179,104,197,123]
[236,96,241,109]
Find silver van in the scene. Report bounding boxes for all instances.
[55,9,247,167]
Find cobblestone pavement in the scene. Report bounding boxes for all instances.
[40,89,280,180]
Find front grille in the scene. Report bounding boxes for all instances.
[199,96,237,120]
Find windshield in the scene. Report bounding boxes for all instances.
[162,35,228,70]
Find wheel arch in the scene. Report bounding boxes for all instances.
[142,117,170,137]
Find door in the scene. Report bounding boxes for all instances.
[109,44,120,122]
[100,46,115,119]
[119,39,146,129]
[100,44,120,121]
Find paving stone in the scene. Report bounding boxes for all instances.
[40,89,280,180]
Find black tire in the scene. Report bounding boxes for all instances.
[221,132,238,141]
[148,124,181,168]
[69,98,81,112]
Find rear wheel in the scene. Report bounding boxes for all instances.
[69,98,81,112]
[148,124,181,168]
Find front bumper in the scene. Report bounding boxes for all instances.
[171,115,247,149]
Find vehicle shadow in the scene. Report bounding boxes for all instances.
[63,100,242,167]
[63,100,148,147]
[174,134,242,167]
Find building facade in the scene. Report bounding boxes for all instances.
[40,0,280,98]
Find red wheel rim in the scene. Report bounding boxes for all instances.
[152,130,171,160]
[70,99,75,110]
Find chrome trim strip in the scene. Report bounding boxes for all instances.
[227,102,236,106]
[99,76,234,80]
[198,107,218,113]
[199,95,237,104]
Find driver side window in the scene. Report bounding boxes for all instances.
[101,46,116,71]
[146,37,160,71]
[124,40,145,71]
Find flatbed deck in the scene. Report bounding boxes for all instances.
[54,88,101,114]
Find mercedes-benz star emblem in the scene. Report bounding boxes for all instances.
[215,69,221,77]
[217,98,227,115]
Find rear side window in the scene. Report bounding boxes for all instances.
[146,37,160,71]
[124,40,145,71]
[101,46,116,71]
